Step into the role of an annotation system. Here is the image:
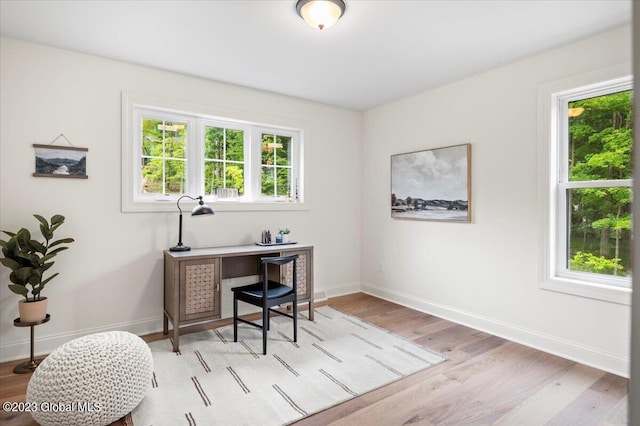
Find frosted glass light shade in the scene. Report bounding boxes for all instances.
[296,0,346,30]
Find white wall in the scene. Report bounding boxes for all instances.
[0,37,362,361]
[361,25,632,376]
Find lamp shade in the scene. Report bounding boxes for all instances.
[296,0,345,30]
[192,200,214,216]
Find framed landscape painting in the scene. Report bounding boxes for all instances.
[391,143,471,222]
[33,144,88,179]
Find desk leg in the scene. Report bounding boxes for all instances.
[172,321,180,352]
[308,300,314,321]
[163,313,168,335]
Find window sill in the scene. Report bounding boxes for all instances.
[540,277,631,305]
[122,200,309,213]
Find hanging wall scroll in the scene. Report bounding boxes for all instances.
[33,134,88,179]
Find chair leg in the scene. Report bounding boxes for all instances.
[293,301,298,342]
[233,295,238,343]
[262,304,268,355]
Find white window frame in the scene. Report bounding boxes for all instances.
[251,126,301,202]
[133,107,197,202]
[200,118,251,200]
[122,91,307,213]
[537,63,632,305]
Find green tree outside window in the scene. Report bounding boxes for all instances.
[204,126,244,196]
[141,119,187,195]
[567,90,632,277]
[261,133,292,197]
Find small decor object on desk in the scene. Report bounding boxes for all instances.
[279,228,291,243]
[260,230,272,245]
[257,229,297,246]
[0,214,74,322]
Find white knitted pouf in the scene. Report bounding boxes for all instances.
[27,331,153,426]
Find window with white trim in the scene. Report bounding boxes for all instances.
[138,112,193,197]
[257,129,296,199]
[202,120,247,197]
[124,101,303,211]
[549,76,632,293]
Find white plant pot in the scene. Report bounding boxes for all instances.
[18,298,48,323]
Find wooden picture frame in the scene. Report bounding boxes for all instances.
[391,143,471,222]
[33,144,88,179]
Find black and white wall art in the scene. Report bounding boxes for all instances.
[33,144,88,179]
[391,143,471,222]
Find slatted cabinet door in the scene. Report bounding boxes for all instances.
[280,248,314,319]
[179,258,221,322]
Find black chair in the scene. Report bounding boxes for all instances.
[232,254,298,355]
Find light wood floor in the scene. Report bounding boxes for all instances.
[0,293,629,425]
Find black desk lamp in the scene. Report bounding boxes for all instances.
[170,195,214,252]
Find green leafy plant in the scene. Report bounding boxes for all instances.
[569,251,624,276]
[0,214,74,302]
[278,228,290,235]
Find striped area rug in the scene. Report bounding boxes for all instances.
[128,306,446,425]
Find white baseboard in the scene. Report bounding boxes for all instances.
[0,316,164,363]
[322,282,361,299]
[361,283,630,378]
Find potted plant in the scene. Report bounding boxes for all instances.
[0,214,74,322]
[278,228,291,243]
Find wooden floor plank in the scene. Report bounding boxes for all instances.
[599,395,629,426]
[493,363,606,425]
[0,293,628,426]
[545,373,630,425]
[366,343,568,425]
[326,373,456,426]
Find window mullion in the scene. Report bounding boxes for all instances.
[555,94,569,277]
[560,180,633,189]
[222,129,227,189]
[292,133,300,201]
[161,122,167,195]
[558,97,570,184]
[556,178,569,275]
[188,117,201,197]
[273,135,278,197]
[246,128,257,200]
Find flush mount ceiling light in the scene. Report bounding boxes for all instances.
[296,0,346,30]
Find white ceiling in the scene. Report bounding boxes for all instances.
[0,0,631,111]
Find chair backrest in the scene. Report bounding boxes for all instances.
[261,254,298,266]
[261,254,298,290]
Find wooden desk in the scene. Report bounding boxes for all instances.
[164,243,314,352]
